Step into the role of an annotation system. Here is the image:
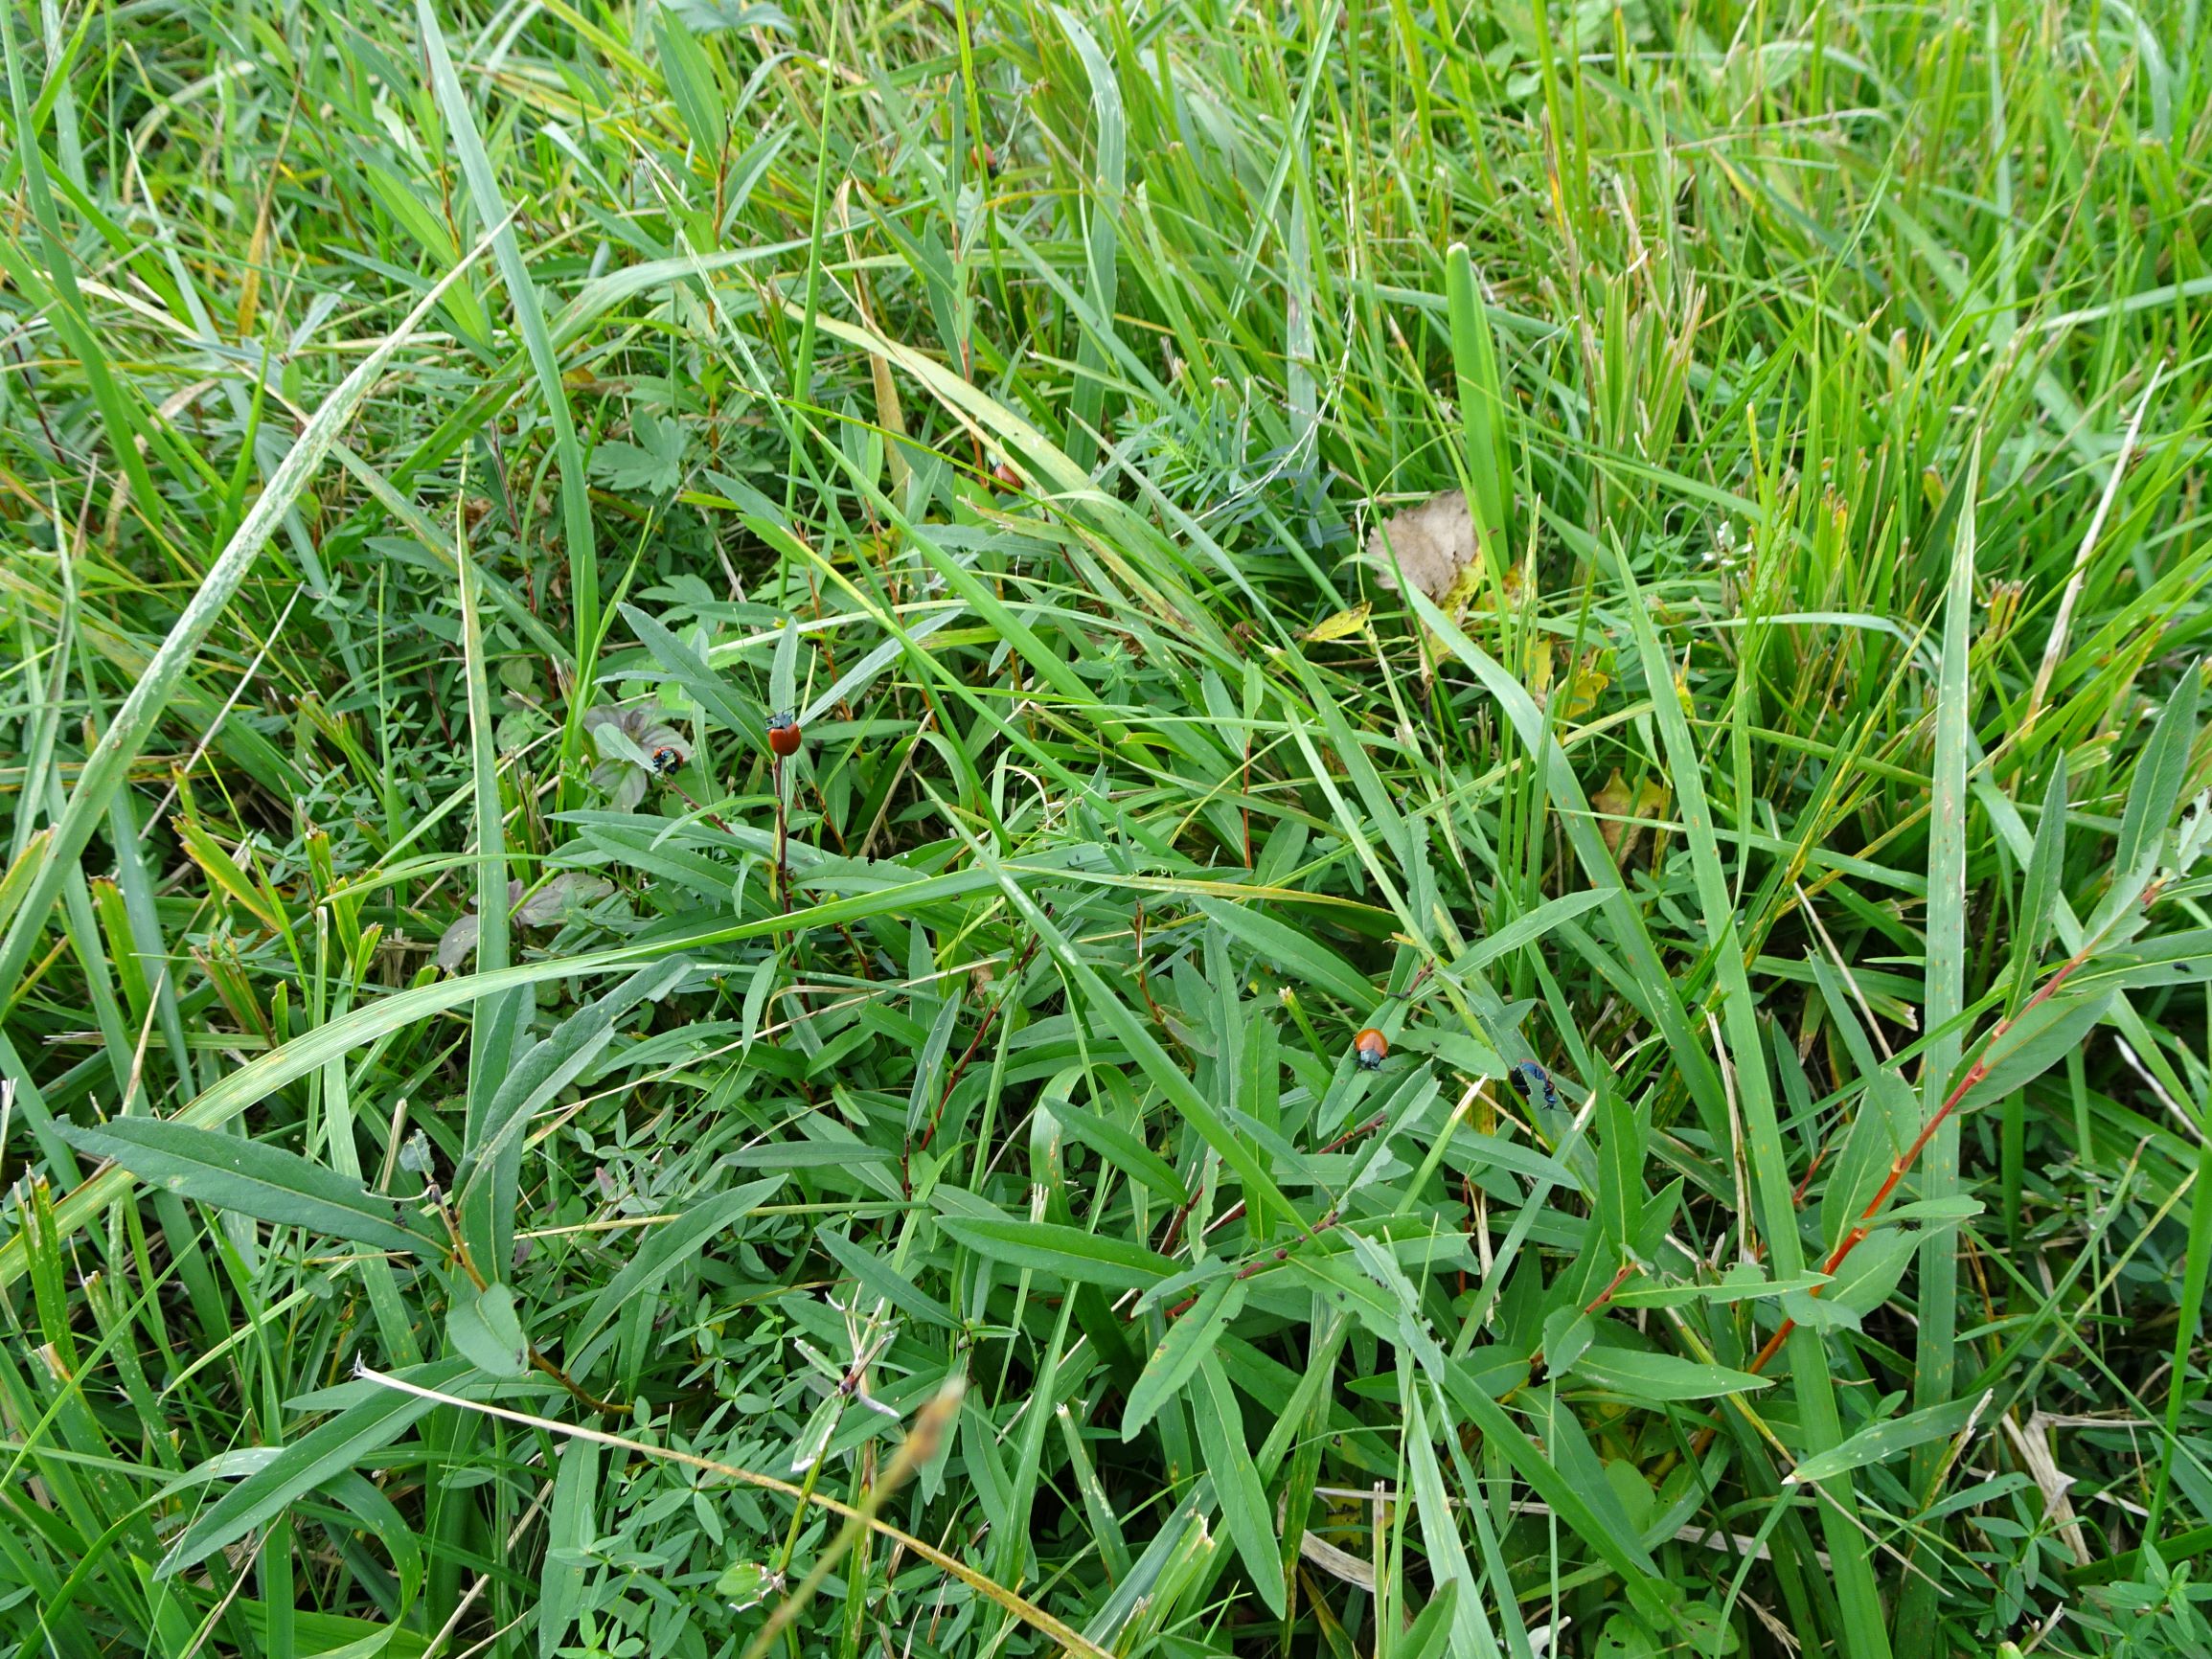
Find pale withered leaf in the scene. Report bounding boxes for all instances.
[1368,489,1480,600]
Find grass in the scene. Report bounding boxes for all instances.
[2,0,2211,1654]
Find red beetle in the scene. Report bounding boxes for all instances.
[1353,1028,1388,1071]
[765,712,803,758]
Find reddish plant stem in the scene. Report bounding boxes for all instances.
[1745,944,2096,1376]
[772,754,789,914]
[903,927,1047,1190]
[1133,902,1174,1038]
[1153,1193,1201,1258]
[1242,737,1254,870]
[1174,1110,1392,1253]
[1165,1212,1343,1319]
[1517,1260,1641,1380]
[665,778,736,837]
[1583,1261,1638,1314]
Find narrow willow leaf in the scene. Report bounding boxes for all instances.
[1566,1347,1772,1402]
[936,1217,1175,1290]
[1058,1106,1190,1205]
[2115,668,2199,878]
[1788,1390,1995,1486]
[1970,990,2112,1104]
[1124,1275,1248,1441]
[1196,897,1375,1009]
[2006,759,2067,1013]
[1193,1352,1283,1616]
[159,1359,471,1577]
[59,1119,426,1257]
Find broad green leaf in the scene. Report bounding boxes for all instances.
[1405,1382,1496,1657]
[1193,1352,1283,1616]
[1566,1346,1772,1402]
[1453,888,1612,973]
[1595,1087,1646,1253]
[1818,1225,1923,1318]
[160,1359,470,1577]
[446,1283,529,1379]
[816,1226,957,1330]
[1821,1070,1919,1252]
[652,9,725,158]
[1970,990,2113,1104]
[1541,1307,1596,1375]
[1787,1389,1995,1486]
[59,1119,427,1257]
[1059,1106,1190,1205]
[541,1441,601,1658]
[1593,1612,1663,1658]
[621,602,764,746]
[937,1217,1176,1290]
[2115,668,2198,877]
[1197,897,1375,1009]
[1447,242,1512,552]
[1124,1275,1248,1440]
[1397,1578,1463,1659]
[1609,1265,1834,1308]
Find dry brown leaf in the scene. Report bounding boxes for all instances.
[1368,489,1480,600]
[1596,771,1673,864]
[1595,769,1636,856]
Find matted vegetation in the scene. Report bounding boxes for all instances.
[3,1,2211,1654]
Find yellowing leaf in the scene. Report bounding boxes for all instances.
[1560,657,1608,720]
[1303,602,1372,643]
[173,817,285,931]
[1526,636,1556,699]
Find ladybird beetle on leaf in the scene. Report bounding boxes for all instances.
[1353,1028,1388,1071]
[650,745,684,777]
[765,712,803,758]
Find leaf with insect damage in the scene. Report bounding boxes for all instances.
[446,1282,530,1378]
[436,874,619,971]
[583,705,690,810]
